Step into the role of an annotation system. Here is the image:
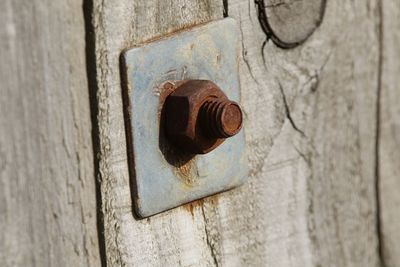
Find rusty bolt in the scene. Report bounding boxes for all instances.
[163,80,243,154]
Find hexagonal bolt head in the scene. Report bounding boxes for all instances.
[163,80,243,154]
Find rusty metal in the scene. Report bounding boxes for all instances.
[164,80,243,154]
[201,98,243,138]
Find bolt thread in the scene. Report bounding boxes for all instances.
[200,98,242,138]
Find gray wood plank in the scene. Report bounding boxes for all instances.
[206,1,380,265]
[90,0,381,266]
[90,1,225,265]
[379,0,400,266]
[0,0,100,266]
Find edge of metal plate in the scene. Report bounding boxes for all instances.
[122,18,248,218]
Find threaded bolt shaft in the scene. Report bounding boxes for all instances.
[200,98,243,139]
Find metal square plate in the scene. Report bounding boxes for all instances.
[121,18,247,218]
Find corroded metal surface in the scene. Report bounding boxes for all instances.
[121,18,247,218]
[164,80,243,154]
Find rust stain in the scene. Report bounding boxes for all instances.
[182,199,204,217]
[174,158,198,187]
[181,194,220,217]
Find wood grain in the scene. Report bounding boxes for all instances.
[90,0,382,266]
[0,0,100,266]
[379,0,400,265]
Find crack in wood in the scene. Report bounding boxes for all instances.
[375,0,385,266]
[201,205,219,267]
[277,82,306,137]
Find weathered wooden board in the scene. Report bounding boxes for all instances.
[215,0,380,265]
[89,2,226,265]
[2,0,399,265]
[90,0,382,266]
[0,0,100,266]
[379,0,400,266]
